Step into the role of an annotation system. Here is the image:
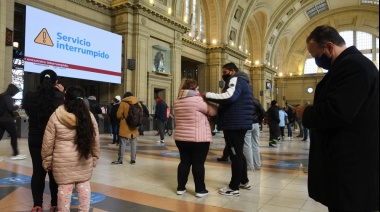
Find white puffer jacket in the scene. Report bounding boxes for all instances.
[42,105,100,184]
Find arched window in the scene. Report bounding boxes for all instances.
[304,30,379,74]
[184,0,204,42]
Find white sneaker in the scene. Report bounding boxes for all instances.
[219,187,240,196]
[10,154,27,160]
[157,140,165,143]
[176,190,186,195]
[239,182,252,190]
[0,157,4,161]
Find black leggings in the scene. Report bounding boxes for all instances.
[175,141,210,192]
[28,134,58,207]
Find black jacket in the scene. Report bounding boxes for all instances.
[266,105,280,124]
[303,46,379,211]
[0,84,20,120]
[88,99,102,123]
[23,88,64,135]
[252,98,265,124]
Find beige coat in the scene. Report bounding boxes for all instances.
[42,105,100,185]
[117,96,141,139]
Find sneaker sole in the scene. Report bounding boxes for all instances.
[196,193,209,198]
[239,184,252,190]
[111,163,123,165]
[219,191,240,196]
[10,157,26,160]
[176,190,186,195]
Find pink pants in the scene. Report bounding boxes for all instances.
[57,181,91,212]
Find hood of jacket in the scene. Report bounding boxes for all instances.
[177,89,200,99]
[122,96,139,104]
[55,105,77,128]
[232,71,250,83]
[5,84,20,97]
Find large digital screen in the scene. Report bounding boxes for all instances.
[24,6,122,84]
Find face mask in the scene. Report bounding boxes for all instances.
[315,53,332,70]
[222,74,231,82]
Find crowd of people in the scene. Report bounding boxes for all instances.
[0,24,378,212]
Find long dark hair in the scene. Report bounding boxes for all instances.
[37,70,58,129]
[64,87,95,159]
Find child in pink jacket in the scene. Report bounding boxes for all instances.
[42,87,100,212]
[174,79,217,198]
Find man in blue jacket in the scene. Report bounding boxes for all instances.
[154,96,168,143]
[204,62,253,196]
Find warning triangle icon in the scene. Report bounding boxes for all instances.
[34,28,54,47]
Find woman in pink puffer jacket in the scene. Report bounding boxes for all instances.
[174,79,217,198]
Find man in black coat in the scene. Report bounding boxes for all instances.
[303,25,379,211]
[0,84,24,160]
[266,100,280,147]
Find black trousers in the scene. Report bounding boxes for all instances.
[223,130,249,190]
[328,208,371,212]
[175,141,210,193]
[0,118,19,156]
[221,140,230,158]
[28,134,58,207]
[269,122,280,141]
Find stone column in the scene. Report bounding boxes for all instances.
[0,0,15,91]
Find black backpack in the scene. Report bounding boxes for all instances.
[126,103,143,128]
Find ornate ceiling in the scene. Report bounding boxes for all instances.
[81,0,379,74]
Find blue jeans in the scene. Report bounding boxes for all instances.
[303,127,309,140]
[287,123,293,137]
[112,123,120,144]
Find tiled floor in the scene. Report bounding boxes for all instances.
[0,127,328,212]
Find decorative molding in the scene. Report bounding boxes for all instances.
[286,7,295,16]
[234,6,244,22]
[67,0,112,14]
[133,2,189,34]
[230,28,237,40]
[276,21,284,30]
[182,37,207,52]
[276,73,325,79]
[18,0,113,28]
[148,72,173,82]
[205,44,247,61]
